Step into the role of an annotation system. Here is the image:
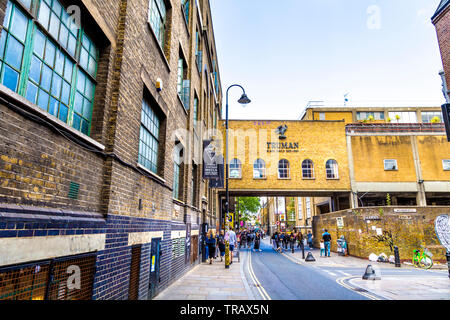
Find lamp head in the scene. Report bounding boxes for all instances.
[238,94,251,105]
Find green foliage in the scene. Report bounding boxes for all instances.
[386,193,391,206]
[236,197,261,223]
[378,208,384,216]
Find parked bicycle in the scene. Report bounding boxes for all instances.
[412,247,433,269]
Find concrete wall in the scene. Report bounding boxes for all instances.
[313,206,450,263]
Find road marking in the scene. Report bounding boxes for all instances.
[338,270,351,276]
[336,277,383,300]
[247,250,272,300]
[324,270,337,276]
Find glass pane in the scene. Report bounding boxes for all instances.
[88,57,96,76]
[54,50,64,75]
[81,119,89,135]
[74,92,83,114]
[33,30,46,58]
[80,48,88,70]
[19,0,33,10]
[76,71,85,92]
[5,36,24,70]
[11,7,28,43]
[37,89,49,110]
[59,25,68,47]
[63,59,73,82]
[29,55,42,83]
[48,97,59,116]
[49,13,60,39]
[2,64,19,91]
[67,34,76,57]
[52,0,62,16]
[41,64,52,91]
[51,73,62,97]
[83,98,91,118]
[44,41,56,67]
[26,81,38,103]
[61,81,70,104]
[58,104,68,122]
[38,2,51,29]
[3,2,12,28]
[72,113,81,130]
[0,30,7,59]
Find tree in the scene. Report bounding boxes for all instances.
[235,197,261,226]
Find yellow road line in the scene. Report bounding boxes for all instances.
[247,250,272,300]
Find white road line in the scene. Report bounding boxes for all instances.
[324,270,337,276]
[247,250,272,300]
[338,270,351,276]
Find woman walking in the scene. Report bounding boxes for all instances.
[218,230,226,262]
[206,230,217,264]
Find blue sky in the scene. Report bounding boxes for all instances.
[210,0,446,120]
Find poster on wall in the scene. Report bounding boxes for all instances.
[435,214,450,252]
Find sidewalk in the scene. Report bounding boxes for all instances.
[154,253,254,300]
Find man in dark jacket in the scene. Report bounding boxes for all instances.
[322,229,332,257]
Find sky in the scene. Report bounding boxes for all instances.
[209,0,446,120]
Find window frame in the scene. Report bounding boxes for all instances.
[443,159,450,171]
[301,159,315,179]
[138,98,161,174]
[0,0,99,136]
[278,159,290,179]
[384,159,398,171]
[253,158,266,179]
[325,159,339,179]
[229,158,242,179]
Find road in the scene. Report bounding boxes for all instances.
[241,239,448,300]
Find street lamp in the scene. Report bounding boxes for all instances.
[225,84,251,232]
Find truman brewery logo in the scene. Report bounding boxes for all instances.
[275,125,288,140]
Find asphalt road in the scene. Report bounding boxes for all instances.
[242,240,369,300]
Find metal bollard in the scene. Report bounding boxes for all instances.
[394,246,401,268]
[225,240,230,269]
[301,242,305,259]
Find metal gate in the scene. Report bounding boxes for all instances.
[148,238,161,299]
[0,253,96,300]
[128,245,142,300]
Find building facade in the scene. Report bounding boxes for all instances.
[0,0,222,300]
[433,0,450,99]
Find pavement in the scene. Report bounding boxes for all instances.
[153,238,450,300]
[154,252,254,300]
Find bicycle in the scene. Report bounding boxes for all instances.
[412,247,433,269]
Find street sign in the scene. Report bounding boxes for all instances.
[442,104,450,142]
[276,221,280,226]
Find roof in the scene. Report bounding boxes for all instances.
[432,0,450,21]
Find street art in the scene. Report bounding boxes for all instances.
[435,215,450,252]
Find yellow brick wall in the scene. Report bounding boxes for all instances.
[416,136,450,181]
[221,120,351,191]
[313,111,353,122]
[351,136,417,182]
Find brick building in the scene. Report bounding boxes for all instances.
[433,0,450,96]
[0,0,222,300]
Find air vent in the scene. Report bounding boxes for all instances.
[68,182,80,199]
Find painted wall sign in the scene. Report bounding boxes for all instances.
[336,217,344,228]
[266,142,300,153]
[398,215,412,220]
[364,216,381,221]
[394,208,417,213]
[435,214,450,252]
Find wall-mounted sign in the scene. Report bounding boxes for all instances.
[203,140,224,180]
[398,215,412,220]
[364,216,381,221]
[266,142,300,153]
[275,125,288,140]
[394,208,417,213]
[336,217,344,228]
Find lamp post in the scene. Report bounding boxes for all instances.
[224,84,251,269]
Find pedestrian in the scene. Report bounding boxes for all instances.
[322,229,332,257]
[254,231,261,252]
[241,231,247,249]
[227,228,237,264]
[206,230,217,264]
[297,232,303,249]
[320,239,325,257]
[289,231,295,253]
[218,230,226,262]
[247,231,252,248]
[307,231,314,249]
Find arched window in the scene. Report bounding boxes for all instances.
[302,159,315,179]
[278,159,290,179]
[253,159,266,179]
[229,158,242,178]
[326,159,339,179]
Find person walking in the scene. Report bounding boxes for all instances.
[206,230,217,264]
[320,239,325,257]
[307,231,314,250]
[297,232,303,249]
[322,229,332,257]
[241,231,247,249]
[254,231,261,252]
[247,231,252,248]
[289,231,295,253]
[227,228,237,264]
[218,230,226,262]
